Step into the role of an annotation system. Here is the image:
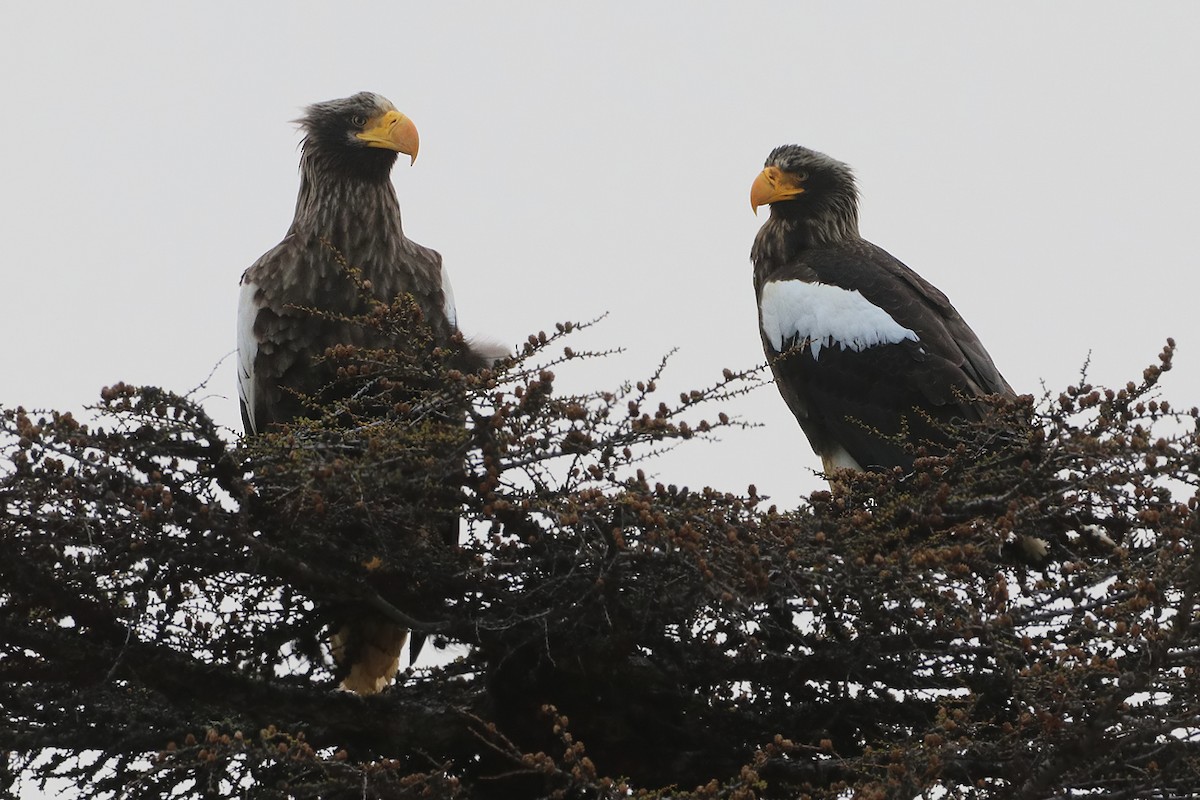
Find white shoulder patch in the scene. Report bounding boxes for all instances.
[759,280,918,359]
[236,279,261,434]
[439,261,458,330]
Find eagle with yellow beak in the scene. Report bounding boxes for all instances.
[237,92,499,693]
[750,145,1014,474]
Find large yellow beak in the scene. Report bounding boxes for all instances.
[750,166,805,214]
[355,110,420,164]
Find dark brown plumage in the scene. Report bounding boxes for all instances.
[750,144,1014,474]
[237,92,498,693]
[238,92,456,434]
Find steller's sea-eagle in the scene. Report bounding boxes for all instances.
[237,92,501,693]
[749,144,1014,474]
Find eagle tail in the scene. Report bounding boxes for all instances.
[331,618,409,695]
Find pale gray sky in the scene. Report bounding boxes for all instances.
[2,3,1198,502]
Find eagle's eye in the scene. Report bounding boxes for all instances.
[351,114,367,128]
[793,170,809,182]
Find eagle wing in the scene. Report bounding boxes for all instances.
[758,240,1011,471]
[236,235,314,435]
[846,240,1012,399]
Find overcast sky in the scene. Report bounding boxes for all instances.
[2,3,1198,503]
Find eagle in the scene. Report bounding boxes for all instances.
[749,144,1014,474]
[237,92,500,693]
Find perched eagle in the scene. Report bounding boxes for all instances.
[237,92,498,693]
[749,145,1014,474]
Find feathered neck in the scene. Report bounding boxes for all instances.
[290,147,407,253]
[751,192,860,269]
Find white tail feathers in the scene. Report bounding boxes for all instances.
[468,336,510,363]
[331,618,409,695]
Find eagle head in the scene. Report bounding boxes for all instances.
[298,92,420,180]
[751,144,859,245]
